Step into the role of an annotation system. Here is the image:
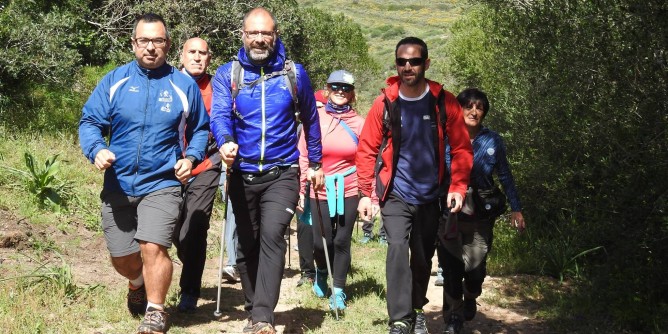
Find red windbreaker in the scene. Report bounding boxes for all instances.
[356,76,473,202]
[190,74,217,175]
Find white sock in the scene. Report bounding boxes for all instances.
[147,301,164,311]
[129,273,144,288]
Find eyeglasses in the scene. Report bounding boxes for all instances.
[134,37,167,48]
[395,57,425,67]
[243,30,276,40]
[329,83,354,93]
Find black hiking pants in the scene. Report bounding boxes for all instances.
[175,164,222,298]
[229,166,299,325]
[440,217,494,319]
[297,217,315,279]
[310,196,359,288]
[382,193,440,324]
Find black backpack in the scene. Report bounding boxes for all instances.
[230,57,300,123]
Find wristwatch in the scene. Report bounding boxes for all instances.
[309,162,322,171]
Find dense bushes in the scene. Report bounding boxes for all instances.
[445,1,667,331]
[0,0,378,132]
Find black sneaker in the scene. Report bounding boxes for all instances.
[463,298,477,321]
[242,320,276,334]
[127,283,147,316]
[137,307,169,333]
[443,314,463,334]
[296,275,314,287]
[412,310,429,334]
[389,321,411,334]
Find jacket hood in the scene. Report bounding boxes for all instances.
[382,75,443,101]
[237,37,288,71]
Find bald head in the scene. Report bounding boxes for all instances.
[181,37,211,77]
[242,7,277,32]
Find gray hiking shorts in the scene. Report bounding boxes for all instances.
[100,186,182,257]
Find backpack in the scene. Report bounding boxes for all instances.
[230,57,300,123]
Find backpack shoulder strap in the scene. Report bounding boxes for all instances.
[283,59,300,123]
[230,57,244,100]
[381,96,393,138]
[437,88,447,128]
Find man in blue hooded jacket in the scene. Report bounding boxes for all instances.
[79,13,209,334]
[210,7,324,334]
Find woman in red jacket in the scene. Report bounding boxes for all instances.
[298,70,365,312]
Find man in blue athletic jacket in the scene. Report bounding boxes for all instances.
[210,7,324,334]
[78,13,209,334]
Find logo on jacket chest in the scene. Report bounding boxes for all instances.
[159,90,173,113]
[159,90,173,103]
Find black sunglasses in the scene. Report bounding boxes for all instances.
[330,83,354,93]
[395,57,425,67]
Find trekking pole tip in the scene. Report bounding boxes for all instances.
[214,310,223,317]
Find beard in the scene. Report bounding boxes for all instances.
[399,68,425,87]
[245,41,276,64]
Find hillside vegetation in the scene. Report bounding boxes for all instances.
[0,0,666,333]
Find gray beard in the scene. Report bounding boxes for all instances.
[246,47,274,65]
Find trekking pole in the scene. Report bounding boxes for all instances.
[214,169,230,317]
[287,221,292,269]
[313,183,339,320]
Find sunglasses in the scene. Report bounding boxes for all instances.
[330,83,354,93]
[395,57,425,67]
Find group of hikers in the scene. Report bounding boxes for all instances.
[78,7,526,334]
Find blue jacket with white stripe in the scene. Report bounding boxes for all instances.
[210,38,322,173]
[79,60,210,196]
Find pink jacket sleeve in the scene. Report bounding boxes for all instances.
[298,126,309,196]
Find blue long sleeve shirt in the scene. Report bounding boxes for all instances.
[446,126,522,211]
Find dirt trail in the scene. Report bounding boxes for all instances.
[0,212,547,333]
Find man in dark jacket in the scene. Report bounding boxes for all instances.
[356,37,473,334]
[78,13,209,334]
[210,7,324,334]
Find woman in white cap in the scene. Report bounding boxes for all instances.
[298,70,371,312]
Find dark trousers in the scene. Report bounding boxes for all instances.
[297,218,315,279]
[440,218,494,318]
[382,193,440,323]
[175,165,222,298]
[311,196,359,287]
[229,167,299,325]
[362,215,387,238]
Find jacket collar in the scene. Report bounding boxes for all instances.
[133,60,172,78]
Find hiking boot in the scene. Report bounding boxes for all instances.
[242,320,276,334]
[137,307,169,334]
[434,268,444,287]
[127,283,147,316]
[378,235,388,246]
[329,290,347,311]
[442,314,463,334]
[312,268,328,298]
[222,265,240,283]
[177,293,197,313]
[463,298,477,321]
[412,309,429,334]
[389,321,411,334]
[360,232,374,244]
[296,274,314,287]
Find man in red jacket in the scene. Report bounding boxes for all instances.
[173,37,222,313]
[356,37,473,334]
